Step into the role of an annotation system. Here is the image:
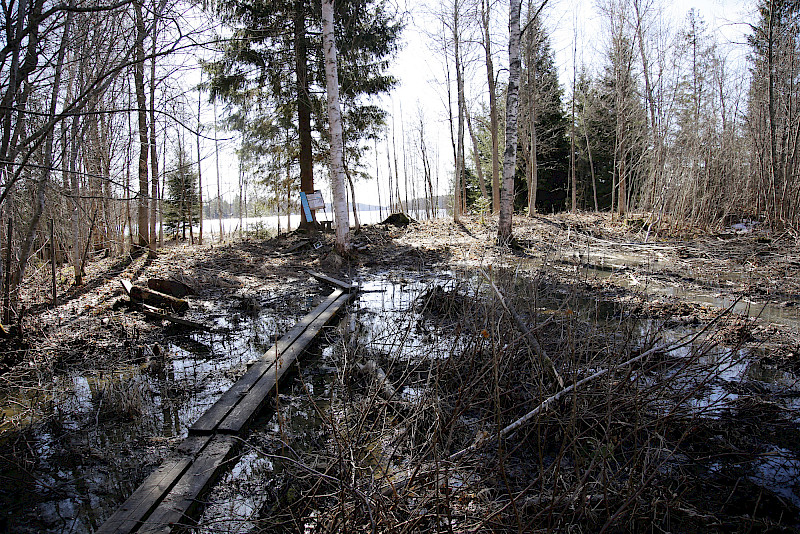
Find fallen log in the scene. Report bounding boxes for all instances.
[128,301,208,330]
[120,279,189,313]
[147,278,194,298]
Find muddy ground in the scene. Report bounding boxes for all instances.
[1,212,799,532]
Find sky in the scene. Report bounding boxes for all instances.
[200,0,758,212]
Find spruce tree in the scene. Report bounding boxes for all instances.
[206,0,400,227]
[748,0,800,225]
[518,17,570,214]
[165,149,200,240]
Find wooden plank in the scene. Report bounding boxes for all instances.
[136,435,238,534]
[96,436,211,534]
[282,239,310,255]
[217,292,350,434]
[307,270,357,292]
[100,287,356,533]
[189,290,344,435]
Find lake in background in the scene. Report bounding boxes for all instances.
[197,207,448,238]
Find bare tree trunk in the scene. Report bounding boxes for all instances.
[583,109,599,212]
[11,7,71,309]
[375,139,383,220]
[498,0,522,243]
[321,0,350,253]
[238,159,243,238]
[528,110,538,215]
[481,0,501,213]
[453,0,466,220]
[392,106,404,213]
[134,0,149,249]
[444,49,459,220]
[196,88,204,245]
[466,109,488,199]
[148,7,159,255]
[214,101,223,242]
[570,31,577,213]
[766,0,780,222]
[400,102,410,215]
[295,1,315,226]
[344,165,360,231]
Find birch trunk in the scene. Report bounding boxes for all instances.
[214,101,223,242]
[321,0,350,253]
[498,0,522,243]
[453,1,466,220]
[196,89,204,245]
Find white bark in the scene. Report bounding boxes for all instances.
[322,0,350,253]
[498,0,522,243]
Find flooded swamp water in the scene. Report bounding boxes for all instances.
[1,261,799,532]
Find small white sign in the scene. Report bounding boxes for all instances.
[307,191,325,211]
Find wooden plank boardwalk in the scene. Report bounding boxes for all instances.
[98,287,353,533]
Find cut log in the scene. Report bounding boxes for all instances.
[147,278,194,298]
[121,279,189,312]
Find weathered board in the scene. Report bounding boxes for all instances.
[307,270,358,292]
[189,289,344,435]
[95,436,211,534]
[98,286,354,534]
[135,435,237,534]
[216,292,349,434]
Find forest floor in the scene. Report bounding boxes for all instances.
[1,212,799,532]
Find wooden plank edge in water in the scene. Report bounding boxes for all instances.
[136,435,238,534]
[96,436,211,534]
[189,289,344,435]
[217,292,351,434]
[307,270,358,292]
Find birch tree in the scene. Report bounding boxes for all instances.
[498,0,522,243]
[322,0,350,253]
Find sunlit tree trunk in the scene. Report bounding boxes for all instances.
[148,7,159,254]
[321,0,350,253]
[481,0,501,212]
[196,89,204,245]
[498,0,522,243]
[134,0,149,248]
